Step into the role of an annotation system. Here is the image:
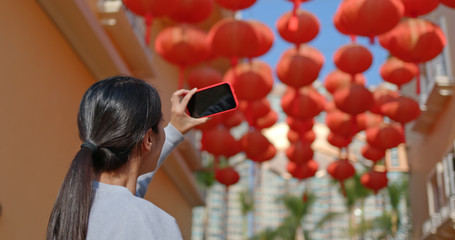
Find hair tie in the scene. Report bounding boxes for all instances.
[81,142,97,151]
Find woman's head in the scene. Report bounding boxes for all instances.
[47,75,164,240]
[78,75,163,172]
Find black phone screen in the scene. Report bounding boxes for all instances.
[187,83,238,118]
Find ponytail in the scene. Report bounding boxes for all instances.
[47,75,164,239]
[47,148,95,240]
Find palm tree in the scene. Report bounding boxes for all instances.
[316,172,410,239]
[315,173,372,239]
[277,192,316,240]
[249,191,316,240]
[371,176,409,239]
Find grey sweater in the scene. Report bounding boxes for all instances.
[86,124,185,240]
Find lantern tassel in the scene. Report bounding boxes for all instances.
[340,181,347,196]
[369,36,375,45]
[145,13,154,45]
[302,190,308,203]
[401,122,406,144]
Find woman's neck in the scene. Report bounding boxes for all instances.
[96,156,141,195]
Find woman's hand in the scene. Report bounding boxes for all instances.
[170,88,209,134]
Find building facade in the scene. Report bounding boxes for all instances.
[405,5,455,240]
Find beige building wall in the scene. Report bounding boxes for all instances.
[405,5,455,239]
[0,1,205,239]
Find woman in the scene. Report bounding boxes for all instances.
[47,75,207,240]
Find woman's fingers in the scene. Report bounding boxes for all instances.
[180,88,197,108]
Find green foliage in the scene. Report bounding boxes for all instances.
[278,193,316,222]
[195,170,215,189]
[249,228,278,240]
[315,211,344,229]
[250,192,316,240]
[388,176,409,211]
[239,190,254,216]
[343,173,372,207]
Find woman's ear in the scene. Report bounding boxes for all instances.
[142,129,154,152]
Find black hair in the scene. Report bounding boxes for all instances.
[47,75,162,240]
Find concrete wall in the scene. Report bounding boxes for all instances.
[0,1,95,239]
[0,1,195,239]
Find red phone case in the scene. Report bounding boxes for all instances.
[186,82,239,118]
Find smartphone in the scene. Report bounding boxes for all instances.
[187,82,239,118]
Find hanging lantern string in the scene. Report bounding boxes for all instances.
[288,0,302,31]
[415,63,421,94]
[350,35,357,43]
[224,185,229,238]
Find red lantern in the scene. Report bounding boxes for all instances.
[355,112,383,131]
[254,110,278,129]
[187,66,222,89]
[122,0,178,44]
[286,140,314,164]
[324,70,366,95]
[219,109,244,128]
[215,166,240,186]
[209,18,259,61]
[370,88,399,115]
[381,96,421,124]
[252,143,277,163]
[240,129,273,161]
[360,170,388,194]
[379,18,446,63]
[334,43,373,76]
[287,160,319,180]
[288,129,316,144]
[366,123,403,150]
[215,0,256,11]
[249,20,274,58]
[334,83,374,115]
[327,132,352,148]
[326,110,358,137]
[380,57,419,88]
[276,46,324,88]
[155,25,210,88]
[224,61,273,101]
[337,0,404,42]
[361,144,386,162]
[327,159,355,181]
[276,9,320,45]
[400,0,439,17]
[168,0,214,23]
[333,5,352,36]
[201,125,241,157]
[239,98,271,120]
[281,87,326,119]
[287,117,314,133]
[440,0,455,8]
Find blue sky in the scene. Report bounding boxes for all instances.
[242,0,388,87]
